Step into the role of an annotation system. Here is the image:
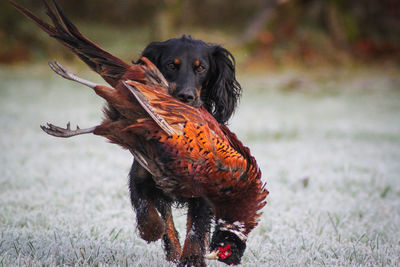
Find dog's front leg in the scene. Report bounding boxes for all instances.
[179,198,212,267]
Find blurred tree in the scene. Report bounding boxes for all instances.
[241,0,400,64]
[1,0,399,64]
[235,0,278,46]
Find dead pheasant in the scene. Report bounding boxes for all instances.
[9,0,268,265]
[44,58,268,265]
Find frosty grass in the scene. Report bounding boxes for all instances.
[1,66,399,266]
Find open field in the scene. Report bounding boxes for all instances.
[1,65,399,266]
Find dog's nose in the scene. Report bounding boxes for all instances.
[177,90,195,103]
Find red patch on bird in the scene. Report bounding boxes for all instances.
[218,243,231,260]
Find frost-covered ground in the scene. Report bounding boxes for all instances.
[1,66,399,266]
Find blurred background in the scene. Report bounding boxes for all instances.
[1,0,399,68]
[1,1,400,266]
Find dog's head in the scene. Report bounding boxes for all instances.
[141,35,241,124]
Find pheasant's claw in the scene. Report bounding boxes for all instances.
[48,60,75,81]
[40,122,73,137]
[40,122,95,138]
[54,60,68,73]
[48,61,98,88]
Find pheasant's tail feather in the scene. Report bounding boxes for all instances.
[8,0,130,87]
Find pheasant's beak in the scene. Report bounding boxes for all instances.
[204,250,219,260]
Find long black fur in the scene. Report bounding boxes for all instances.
[140,35,241,124]
[130,36,242,265]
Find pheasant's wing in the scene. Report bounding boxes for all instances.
[122,80,178,136]
[122,80,206,136]
[9,0,130,87]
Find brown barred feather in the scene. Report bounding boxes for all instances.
[8,0,130,87]
[88,58,268,236]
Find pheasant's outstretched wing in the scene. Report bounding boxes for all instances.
[122,80,179,136]
[8,0,130,87]
[121,79,208,135]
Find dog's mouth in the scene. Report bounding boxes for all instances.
[183,97,202,107]
[169,84,203,107]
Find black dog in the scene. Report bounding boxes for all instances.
[8,1,242,264]
[130,35,242,265]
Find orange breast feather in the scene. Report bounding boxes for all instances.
[92,58,267,232]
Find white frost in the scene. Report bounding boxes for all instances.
[1,67,399,266]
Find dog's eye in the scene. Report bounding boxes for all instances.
[196,65,206,73]
[167,63,177,70]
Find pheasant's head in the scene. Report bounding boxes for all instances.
[205,220,247,265]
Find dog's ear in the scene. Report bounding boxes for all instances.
[203,46,242,124]
[138,42,165,66]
